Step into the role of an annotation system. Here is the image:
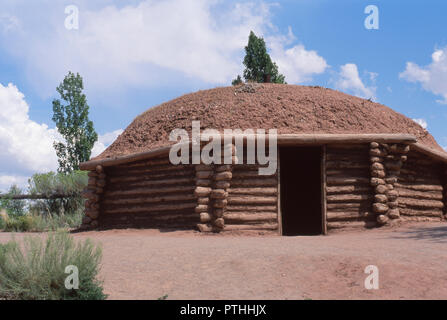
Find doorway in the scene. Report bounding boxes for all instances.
[279,147,323,236]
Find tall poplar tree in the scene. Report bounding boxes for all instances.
[52,72,97,173]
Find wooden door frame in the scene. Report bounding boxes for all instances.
[277,145,327,235]
[321,145,327,235]
[277,149,282,235]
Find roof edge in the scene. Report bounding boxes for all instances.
[412,142,447,164]
[81,134,418,170]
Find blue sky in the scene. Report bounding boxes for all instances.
[0,0,447,191]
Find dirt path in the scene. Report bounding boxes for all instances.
[1,222,447,300]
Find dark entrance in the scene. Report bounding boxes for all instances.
[280,147,323,236]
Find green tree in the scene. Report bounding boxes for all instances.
[52,72,98,173]
[237,31,285,84]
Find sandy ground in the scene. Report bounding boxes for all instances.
[1,222,447,300]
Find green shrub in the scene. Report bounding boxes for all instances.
[0,231,106,300]
[0,185,26,216]
[4,215,37,232]
[28,171,88,215]
[33,211,83,232]
[0,215,5,230]
[1,211,83,232]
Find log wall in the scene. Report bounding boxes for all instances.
[225,163,279,232]
[98,155,198,228]
[395,150,444,222]
[325,144,375,231]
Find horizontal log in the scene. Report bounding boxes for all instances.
[228,187,277,196]
[400,167,440,176]
[326,186,372,194]
[80,145,176,170]
[224,223,278,231]
[228,196,277,205]
[397,189,443,201]
[398,208,443,217]
[102,202,196,214]
[393,183,443,192]
[399,216,443,222]
[101,209,197,220]
[326,202,371,210]
[104,185,195,198]
[232,164,265,171]
[326,153,369,161]
[232,171,277,178]
[327,194,371,203]
[119,157,172,168]
[326,169,369,177]
[327,211,368,221]
[224,212,277,223]
[0,193,78,200]
[109,162,191,174]
[326,177,370,185]
[327,221,373,230]
[398,176,442,185]
[226,205,277,212]
[398,198,444,209]
[108,170,194,183]
[230,178,277,187]
[327,144,369,150]
[278,134,416,145]
[103,193,196,206]
[106,177,195,190]
[131,213,199,222]
[326,161,369,169]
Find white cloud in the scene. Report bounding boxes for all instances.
[0,82,60,192]
[0,83,60,174]
[0,82,121,191]
[0,0,328,95]
[400,47,447,104]
[335,63,377,100]
[412,118,427,129]
[91,129,123,158]
[268,27,328,83]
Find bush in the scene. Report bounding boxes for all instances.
[0,231,106,300]
[0,185,26,216]
[4,215,37,232]
[0,214,5,230]
[33,211,83,232]
[28,171,88,215]
[1,211,83,232]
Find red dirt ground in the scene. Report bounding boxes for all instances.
[1,222,447,300]
[97,84,442,160]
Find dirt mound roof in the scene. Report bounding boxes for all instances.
[96,84,443,159]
